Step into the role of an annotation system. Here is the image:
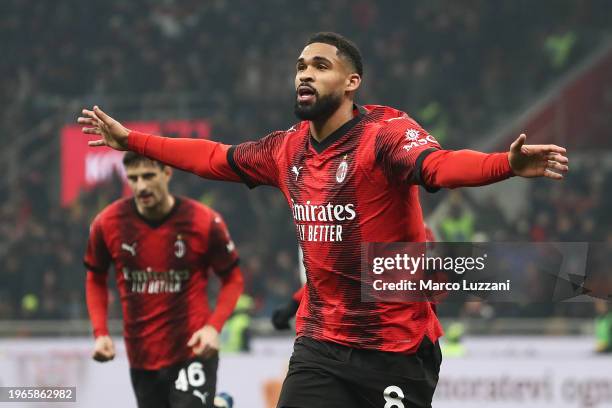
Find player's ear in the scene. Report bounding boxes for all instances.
[163,165,173,180]
[346,73,361,93]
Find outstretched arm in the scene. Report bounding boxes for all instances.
[422,134,568,189]
[128,130,240,182]
[78,106,240,182]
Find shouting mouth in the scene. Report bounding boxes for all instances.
[297,85,316,103]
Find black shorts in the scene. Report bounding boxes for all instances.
[277,336,442,408]
[130,355,219,408]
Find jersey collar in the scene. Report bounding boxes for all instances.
[309,105,367,154]
[131,196,182,228]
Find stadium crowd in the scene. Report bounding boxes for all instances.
[1,0,611,322]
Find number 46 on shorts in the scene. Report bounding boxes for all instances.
[175,361,206,391]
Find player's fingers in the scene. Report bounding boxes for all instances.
[93,351,109,362]
[88,140,106,147]
[193,344,205,355]
[187,333,199,347]
[77,117,98,126]
[103,345,115,359]
[546,152,569,164]
[510,133,526,153]
[544,168,564,180]
[545,144,566,154]
[82,109,94,118]
[529,144,567,155]
[82,127,102,135]
[82,108,104,124]
[547,160,569,174]
[93,105,112,124]
[81,109,101,120]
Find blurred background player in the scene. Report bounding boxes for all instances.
[84,152,244,408]
[220,294,254,352]
[595,299,612,353]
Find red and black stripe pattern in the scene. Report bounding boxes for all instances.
[230,105,443,353]
[85,197,239,369]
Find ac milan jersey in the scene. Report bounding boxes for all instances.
[84,197,238,369]
[228,105,443,353]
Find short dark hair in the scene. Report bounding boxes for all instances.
[306,32,363,77]
[122,152,165,169]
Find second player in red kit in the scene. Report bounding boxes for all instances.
[85,152,243,408]
[79,32,568,407]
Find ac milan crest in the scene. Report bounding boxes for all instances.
[174,234,186,258]
[336,155,348,183]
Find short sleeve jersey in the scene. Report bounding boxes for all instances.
[228,105,443,353]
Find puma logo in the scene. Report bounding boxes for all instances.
[121,242,137,256]
[292,166,303,181]
[193,390,208,404]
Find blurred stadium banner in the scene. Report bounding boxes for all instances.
[60,119,211,206]
[476,40,612,152]
[0,337,610,408]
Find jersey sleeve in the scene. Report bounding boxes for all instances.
[206,213,240,277]
[227,131,286,188]
[128,132,242,182]
[84,215,111,274]
[374,117,441,191]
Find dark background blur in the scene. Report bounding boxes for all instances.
[1,0,611,328]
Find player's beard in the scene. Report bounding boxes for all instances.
[294,91,343,122]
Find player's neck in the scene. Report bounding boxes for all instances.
[309,100,354,143]
[136,194,175,221]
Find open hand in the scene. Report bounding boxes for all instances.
[508,134,568,179]
[77,106,131,150]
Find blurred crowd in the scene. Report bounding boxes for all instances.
[1,0,611,322]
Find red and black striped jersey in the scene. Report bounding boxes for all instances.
[229,105,443,353]
[85,197,238,369]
